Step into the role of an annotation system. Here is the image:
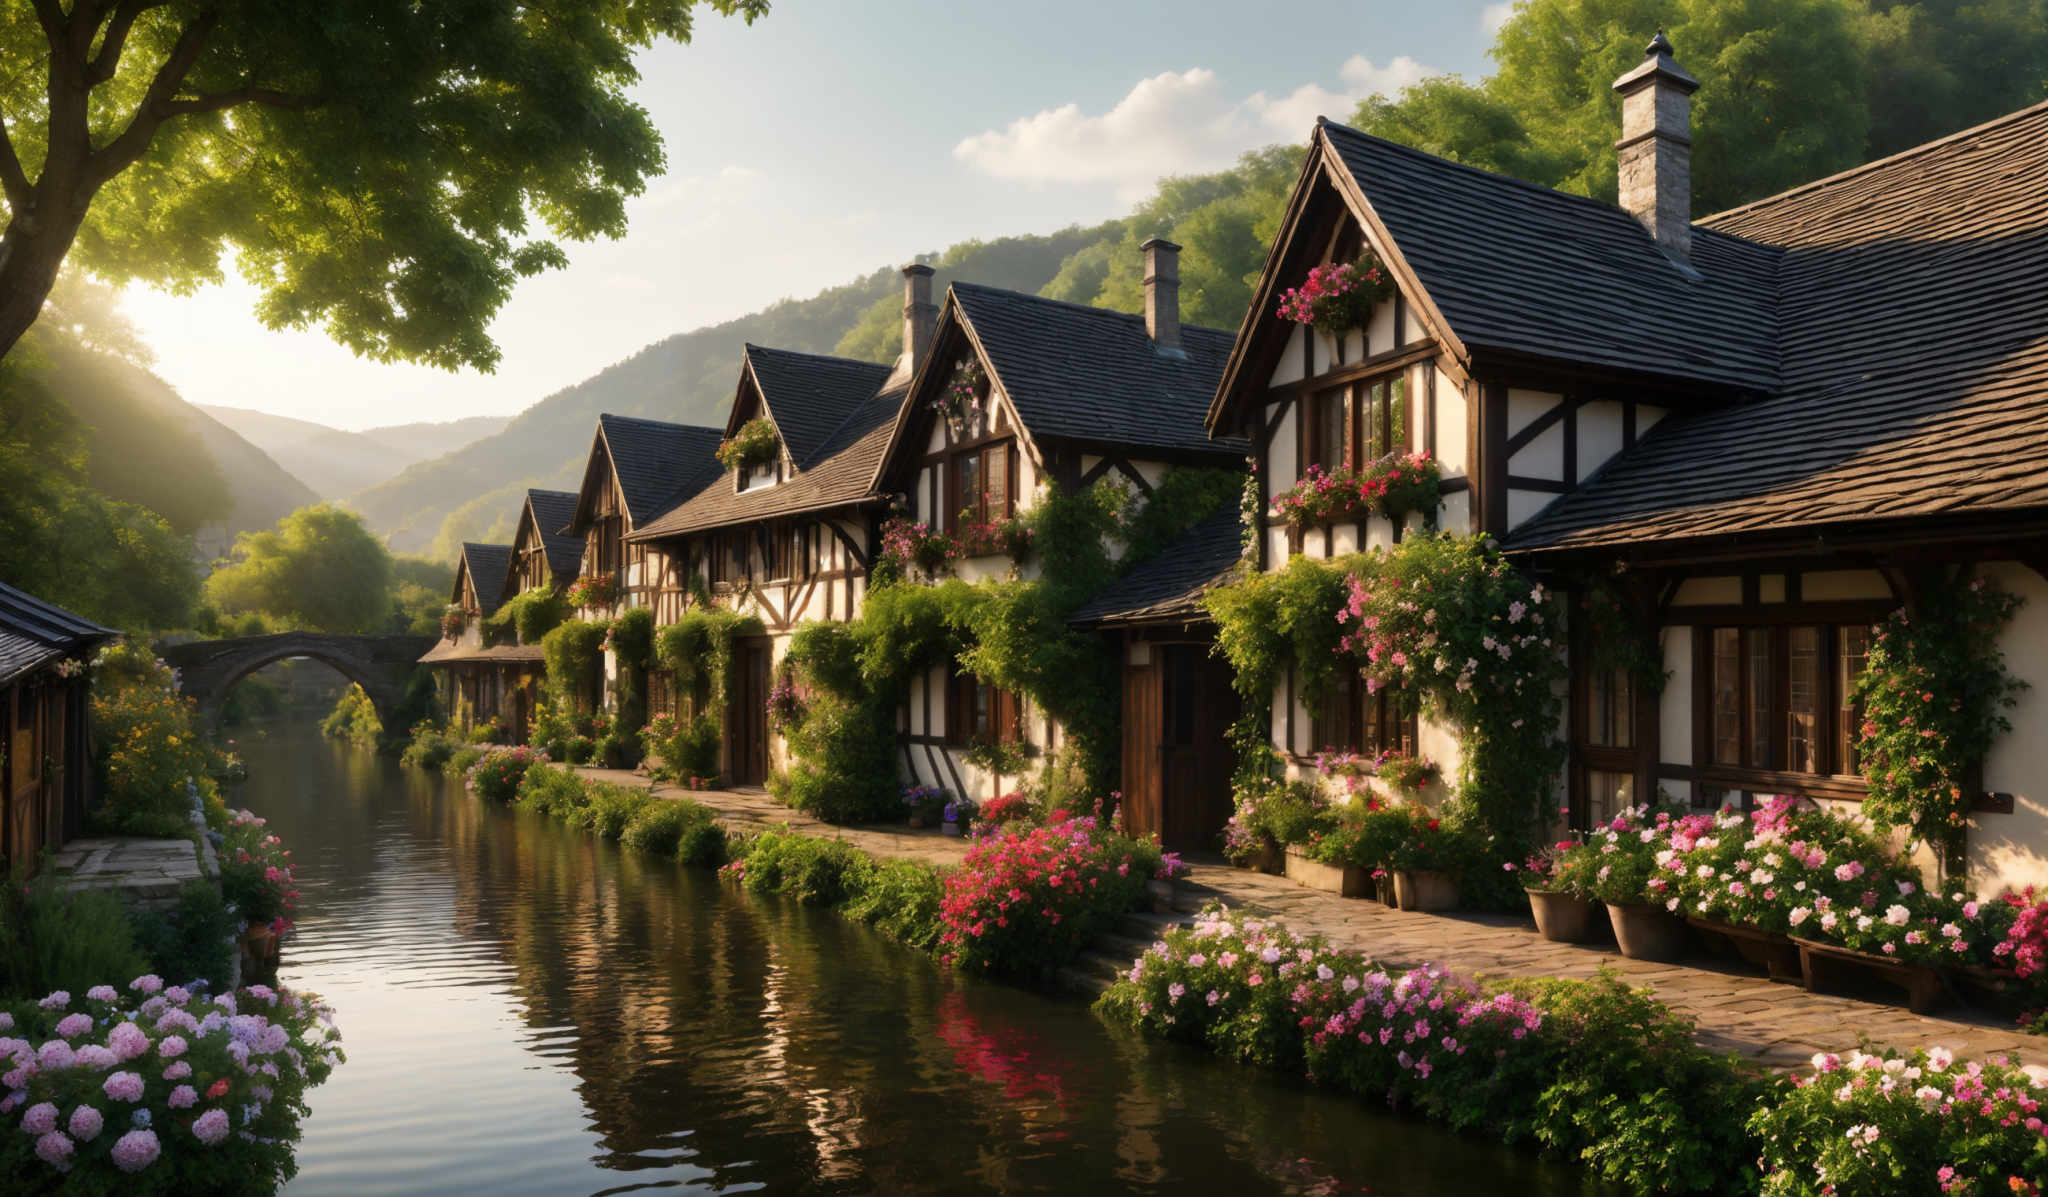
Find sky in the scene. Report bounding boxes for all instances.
[120,1,1510,431]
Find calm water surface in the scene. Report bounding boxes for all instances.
[232,724,1600,1196]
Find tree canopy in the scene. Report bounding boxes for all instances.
[0,0,768,366]
[205,504,395,634]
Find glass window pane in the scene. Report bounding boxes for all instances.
[1385,377,1406,456]
[956,453,980,526]
[1586,770,1632,828]
[1364,382,1387,461]
[1712,628,1742,765]
[1787,626,1820,773]
[1318,390,1348,471]
[1747,629,1772,768]
[1838,624,1871,774]
[985,446,1008,517]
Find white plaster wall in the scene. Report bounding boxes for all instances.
[1433,371,1467,477]
[1671,576,1742,606]
[1507,490,1558,529]
[1506,388,1557,439]
[1439,490,1473,536]
[1973,561,2048,894]
[1270,326,1306,386]
[1577,401,1623,483]
[1267,401,1298,498]
[1659,625,1693,769]
[1804,570,1892,601]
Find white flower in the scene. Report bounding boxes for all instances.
[1925,1046,1953,1072]
[1883,904,1910,927]
[1788,907,1811,927]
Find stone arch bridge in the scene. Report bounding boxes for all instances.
[159,633,436,740]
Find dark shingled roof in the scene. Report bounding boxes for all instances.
[0,583,118,687]
[952,283,1249,459]
[459,544,514,618]
[629,384,910,540]
[522,489,583,584]
[1070,511,1245,627]
[419,642,547,665]
[743,345,895,469]
[1506,100,2048,555]
[1319,121,1782,394]
[594,414,725,529]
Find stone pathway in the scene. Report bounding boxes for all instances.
[568,768,2039,1072]
[49,837,211,913]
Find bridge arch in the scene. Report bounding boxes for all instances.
[158,633,437,742]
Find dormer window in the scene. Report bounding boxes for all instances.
[718,417,781,492]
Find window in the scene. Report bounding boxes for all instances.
[1303,374,1407,475]
[591,515,624,578]
[1703,624,1873,780]
[1310,670,1417,757]
[949,440,1014,531]
[766,523,812,582]
[1576,665,1638,826]
[946,665,1020,746]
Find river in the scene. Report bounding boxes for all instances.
[230,723,1600,1195]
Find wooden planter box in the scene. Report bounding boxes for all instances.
[1686,916,1803,983]
[1605,902,1686,962]
[1949,962,2029,1018]
[1284,848,1371,898]
[1790,936,1946,1015]
[1527,889,1598,943]
[1393,869,1459,912]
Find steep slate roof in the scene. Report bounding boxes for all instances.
[1317,121,1782,394]
[1507,100,2048,555]
[419,642,546,665]
[0,583,118,687]
[1070,511,1245,627]
[628,385,910,540]
[458,543,514,618]
[591,414,725,529]
[951,283,1249,458]
[742,345,895,468]
[523,489,584,583]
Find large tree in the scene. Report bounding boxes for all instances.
[205,503,393,633]
[0,0,766,365]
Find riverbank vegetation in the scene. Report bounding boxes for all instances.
[1100,906,2048,1196]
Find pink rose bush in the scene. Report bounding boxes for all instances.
[938,812,1159,976]
[0,977,342,1189]
[219,809,300,935]
[467,745,546,804]
[1750,1046,2048,1196]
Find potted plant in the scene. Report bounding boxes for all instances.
[902,783,947,829]
[1308,806,1411,902]
[1372,750,1439,799]
[1275,252,1396,337]
[941,796,978,837]
[1577,805,1687,961]
[715,416,780,472]
[1224,777,1323,876]
[1668,800,1826,983]
[565,573,617,609]
[1388,806,1461,912]
[1512,839,1602,943]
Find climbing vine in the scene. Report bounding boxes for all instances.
[1852,569,2026,856]
[488,588,568,645]
[646,607,763,782]
[1573,573,1667,696]
[542,619,608,710]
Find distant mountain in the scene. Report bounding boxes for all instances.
[352,221,1118,555]
[199,406,508,500]
[41,341,319,557]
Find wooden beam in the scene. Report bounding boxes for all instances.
[1259,341,1441,403]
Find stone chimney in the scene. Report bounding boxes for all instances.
[1141,236,1184,356]
[900,263,937,379]
[1612,31,1699,262]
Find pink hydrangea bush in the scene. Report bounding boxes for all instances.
[938,811,1158,976]
[1749,1046,2048,1196]
[468,745,546,804]
[0,977,342,1191]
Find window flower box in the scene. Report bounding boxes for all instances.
[1791,934,1946,1014]
[565,574,617,609]
[1284,846,1370,898]
[715,417,780,472]
[1273,453,1441,527]
[1276,253,1396,336]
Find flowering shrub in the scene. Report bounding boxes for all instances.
[938,814,1158,976]
[714,416,780,472]
[1853,575,2026,849]
[1222,777,1330,864]
[468,746,545,803]
[1557,804,1683,906]
[766,675,805,728]
[1749,1046,2048,1196]
[1374,751,1439,796]
[954,515,1034,563]
[563,574,617,610]
[1997,890,2048,978]
[1275,254,1395,335]
[439,606,465,638]
[217,811,297,937]
[89,641,229,839]
[0,978,342,1191]
[973,792,1037,833]
[877,516,958,577]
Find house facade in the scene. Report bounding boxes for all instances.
[419,541,516,735]
[1205,37,2048,892]
[0,583,117,871]
[875,242,1244,805]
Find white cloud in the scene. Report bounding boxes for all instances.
[1481,2,1517,34]
[953,55,1437,199]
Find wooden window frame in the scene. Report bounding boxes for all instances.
[945,663,1021,748]
[1308,670,1417,758]
[1302,371,1407,476]
[1691,621,1875,803]
[946,436,1017,533]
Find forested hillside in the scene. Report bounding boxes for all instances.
[201,405,509,500]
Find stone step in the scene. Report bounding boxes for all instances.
[1059,949,1131,995]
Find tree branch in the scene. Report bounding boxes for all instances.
[160,87,322,118]
[86,9,219,187]
[87,0,174,86]
[28,0,68,48]
[0,118,29,212]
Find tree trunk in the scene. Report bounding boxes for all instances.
[0,214,82,363]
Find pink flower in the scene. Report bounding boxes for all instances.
[191,1107,230,1146]
[34,1130,74,1170]
[107,1022,149,1060]
[21,1100,59,1135]
[67,1105,103,1141]
[161,1061,192,1081]
[37,991,70,1010]
[128,975,163,996]
[54,1014,92,1040]
[111,1127,160,1172]
[84,986,118,1003]
[157,1035,188,1060]
[102,1071,145,1102]
[167,1084,198,1109]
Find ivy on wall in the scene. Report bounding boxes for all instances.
[647,607,762,782]
[488,588,568,645]
[542,619,608,709]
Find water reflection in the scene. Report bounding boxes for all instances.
[234,725,1600,1196]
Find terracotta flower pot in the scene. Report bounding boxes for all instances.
[1526,889,1597,943]
[907,813,927,829]
[1393,869,1459,912]
[1605,902,1686,962]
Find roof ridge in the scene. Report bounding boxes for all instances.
[1318,118,1639,218]
[950,280,1234,339]
[1699,98,2048,228]
[745,342,893,370]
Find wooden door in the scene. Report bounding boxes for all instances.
[38,685,64,853]
[1120,646,1162,841]
[728,638,772,786]
[1157,644,1241,852]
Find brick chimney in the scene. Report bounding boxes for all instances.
[1141,236,1184,356]
[1612,31,1699,262]
[900,263,936,379]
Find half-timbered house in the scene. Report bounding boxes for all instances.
[1206,36,2048,891]
[624,268,923,784]
[0,584,117,871]
[420,541,515,733]
[876,243,1244,804]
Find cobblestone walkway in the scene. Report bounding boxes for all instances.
[50,837,211,912]
[569,768,2038,1072]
